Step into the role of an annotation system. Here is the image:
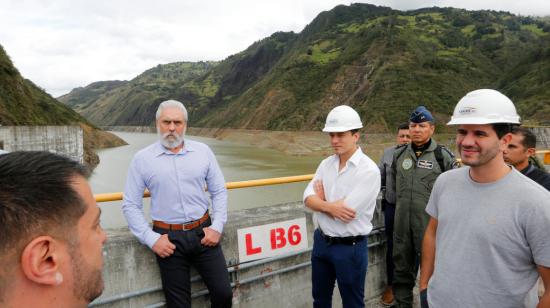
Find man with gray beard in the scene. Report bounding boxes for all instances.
[123,100,232,308]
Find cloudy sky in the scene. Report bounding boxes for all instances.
[1,0,549,97]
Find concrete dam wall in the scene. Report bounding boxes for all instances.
[91,201,388,308]
[0,126,83,163]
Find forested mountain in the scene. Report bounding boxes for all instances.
[60,4,550,131]
[58,62,216,125]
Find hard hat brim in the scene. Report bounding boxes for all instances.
[447,117,520,125]
[322,125,363,132]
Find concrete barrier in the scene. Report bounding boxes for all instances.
[0,126,83,163]
[91,200,387,307]
[531,127,550,149]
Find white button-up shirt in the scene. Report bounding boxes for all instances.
[303,147,380,237]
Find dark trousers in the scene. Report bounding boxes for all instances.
[383,200,395,286]
[154,220,232,308]
[311,229,368,308]
[393,227,422,308]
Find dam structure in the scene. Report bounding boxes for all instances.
[91,190,389,308]
[0,125,83,163]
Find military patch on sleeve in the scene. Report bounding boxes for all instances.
[417,160,434,169]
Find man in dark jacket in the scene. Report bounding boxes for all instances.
[504,126,550,191]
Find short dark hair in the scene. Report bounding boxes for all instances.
[0,151,90,258]
[511,126,537,149]
[491,123,519,139]
[397,123,409,131]
[350,129,359,135]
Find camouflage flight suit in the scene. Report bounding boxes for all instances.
[391,139,457,307]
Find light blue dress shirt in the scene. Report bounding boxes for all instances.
[122,139,228,249]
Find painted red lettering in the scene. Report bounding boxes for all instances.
[288,224,301,245]
[270,228,286,249]
[245,233,262,255]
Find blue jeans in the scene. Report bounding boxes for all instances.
[311,229,368,308]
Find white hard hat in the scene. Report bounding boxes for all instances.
[447,89,520,125]
[322,105,363,132]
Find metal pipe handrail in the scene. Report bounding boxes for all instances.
[94,174,315,202]
[94,149,550,203]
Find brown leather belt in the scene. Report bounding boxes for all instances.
[153,212,209,231]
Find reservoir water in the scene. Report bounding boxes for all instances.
[92,132,323,229]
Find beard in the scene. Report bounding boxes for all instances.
[158,130,184,149]
[69,240,104,303]
[459,143,500,167]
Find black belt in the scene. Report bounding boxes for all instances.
[319,229,365,245]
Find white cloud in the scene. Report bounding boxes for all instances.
[1,0,549,97]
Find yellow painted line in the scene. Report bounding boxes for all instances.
[95,174,315,203]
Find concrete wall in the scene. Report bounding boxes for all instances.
[91,201,388,308]
[0,126,83,163]
[531,127,550,149]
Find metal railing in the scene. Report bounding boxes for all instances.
[94,150,550,203]
[89,229,386,307]
[94,174,315,202]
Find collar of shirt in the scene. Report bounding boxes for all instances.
[409,138,436,159]
[332,146,363,173]
[153,140,195,156]
[520,163,535,176]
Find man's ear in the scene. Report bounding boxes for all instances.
[527,147,537,157]
[353,131,360,142]
[20,236,64,286]
[500,133,513,151]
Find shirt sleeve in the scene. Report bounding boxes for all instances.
[343,165,380,213]
[205,147,228,234]
[122,155,160,249]
[425,176,443,219]
[391,151,398,201]
[525,196,550,267]
[379,151,387,191]
[303,160,325,203]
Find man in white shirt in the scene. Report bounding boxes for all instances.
[304,105,381,308]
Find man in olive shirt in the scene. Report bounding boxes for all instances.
[391,106,457,307]
[378,123,410,306]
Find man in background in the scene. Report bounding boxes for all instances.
[0,151,107,307]
[504,126,550,190]
[391,106,456,307]
[378,123,410,306]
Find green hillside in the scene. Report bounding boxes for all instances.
[61,4,550,131]
[59,80,128,110]
[0,45,88,125]
[58,62,217,126]
[0,44,126,167]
